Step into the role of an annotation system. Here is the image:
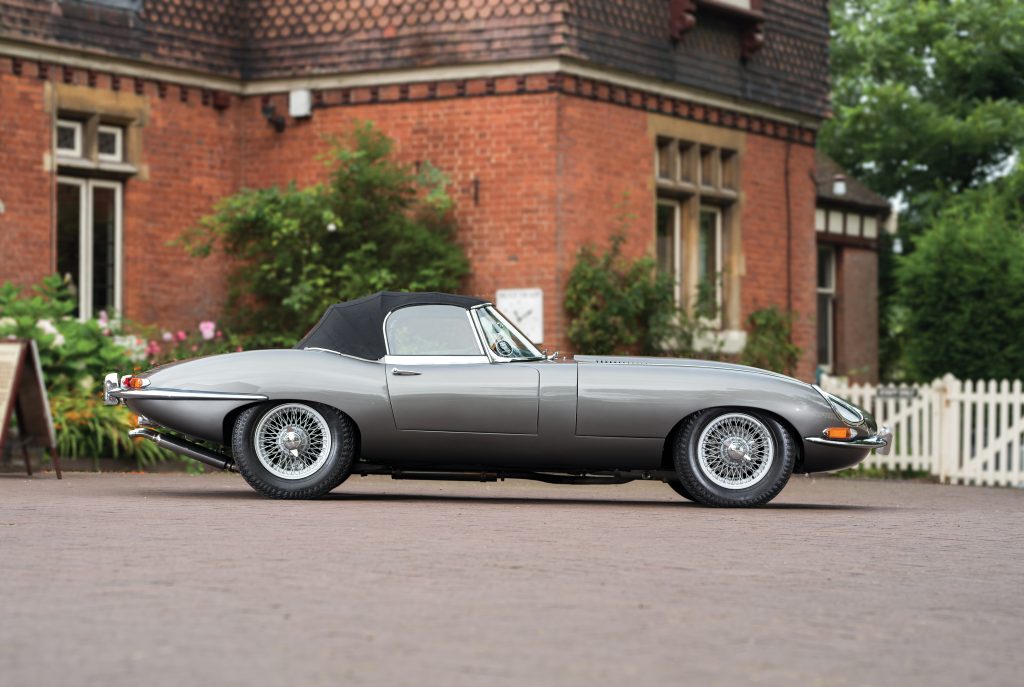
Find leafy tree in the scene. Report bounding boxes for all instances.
[185,123,469,345]
[896,168,1024,381]
[821,0,1024,378]
[822,0,1024,217]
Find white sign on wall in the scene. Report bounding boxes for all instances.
[496,288,544,344]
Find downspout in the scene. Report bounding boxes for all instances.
[49,83,57,276]
[784,140,792,314]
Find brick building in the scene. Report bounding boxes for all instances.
[0,0,877,381]
[814,151,890,382]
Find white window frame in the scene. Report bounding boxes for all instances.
[55,119,83,157]
[712,0,754,10]
[97,124,124,162]
[656,199,683,304]
[817,246,836,373]
[56,176,124,320]
[698,205,724,317]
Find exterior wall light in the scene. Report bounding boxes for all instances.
[832,174,847,196]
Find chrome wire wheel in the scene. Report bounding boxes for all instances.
[696,412,775,490]
[254,403,333,480]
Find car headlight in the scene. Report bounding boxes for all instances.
[819,393,860,423]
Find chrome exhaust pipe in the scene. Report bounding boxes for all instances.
[129,428,239,473]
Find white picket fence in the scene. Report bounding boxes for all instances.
[820,374,1024,487]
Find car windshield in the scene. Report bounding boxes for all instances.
[475,306,544,361]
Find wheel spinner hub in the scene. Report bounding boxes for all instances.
[722,436,751,463]
[279,425,308,455]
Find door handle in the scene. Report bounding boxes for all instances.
[391,368,422,376]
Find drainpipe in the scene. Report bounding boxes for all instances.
[784,140,793,314]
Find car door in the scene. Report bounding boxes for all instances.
[384,304,539,434]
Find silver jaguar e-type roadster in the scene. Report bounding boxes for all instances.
[105,292,890,506]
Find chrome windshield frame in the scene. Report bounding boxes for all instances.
[470,304,545,363]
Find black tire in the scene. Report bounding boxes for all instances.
[232,402,355,499]
[666,479,696,501]
[673,409,795,507]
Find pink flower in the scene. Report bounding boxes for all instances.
[162,331,173,342]
[97,310,109,327]
[191,344,198,352]
[176,330,187,342]
[198,320,216,341]
[236,346,243,352]
[146,340,162,356]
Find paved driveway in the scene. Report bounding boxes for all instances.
[1,473,1022,687]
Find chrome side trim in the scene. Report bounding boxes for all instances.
[383,355,489,366]
[805,426,892,455]
[110,388,269,402]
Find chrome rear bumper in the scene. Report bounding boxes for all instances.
[804,425,892,455]
[104,371,268,406]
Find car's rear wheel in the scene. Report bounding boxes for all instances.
[673,409,794,507]
[232,402,355,499]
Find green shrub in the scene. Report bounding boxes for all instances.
[50,394,168,470]
[0,275,134,396]
[0,275,189,469]
[564,232,722,357]
[897,169,1024,381]
[564,234,673,355]
[183,122,469,346]
[740,307,801,375]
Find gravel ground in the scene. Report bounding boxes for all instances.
[1,472,1022,687]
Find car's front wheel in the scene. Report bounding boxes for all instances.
[673,409,794,507]
[232,402,355,499]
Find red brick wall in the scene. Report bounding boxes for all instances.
[741,136,818,380]
[122,84,240,328]
[0,63,53,289]
[835,246,879,383]
[0,60,237,332]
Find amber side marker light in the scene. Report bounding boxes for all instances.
[823,427,856,440]
[122,376,149,389]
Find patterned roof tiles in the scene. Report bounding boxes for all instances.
[0,0,830,118]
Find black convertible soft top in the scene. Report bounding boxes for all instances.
[295,291,489,360]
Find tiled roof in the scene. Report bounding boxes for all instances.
[238,0,568,79]
[564,0,830,118]
[815,151,891,212]
[0,0,830,118]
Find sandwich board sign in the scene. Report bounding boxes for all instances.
[0,340,61,478]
